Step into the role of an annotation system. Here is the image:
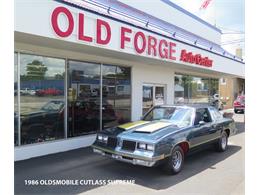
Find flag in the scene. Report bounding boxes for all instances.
[200,0,212,9]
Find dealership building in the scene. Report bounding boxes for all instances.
[14,0,244,161]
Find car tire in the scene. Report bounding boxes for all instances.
[165,146,184,175]
[215,131,228,152]
[234,109,238,114]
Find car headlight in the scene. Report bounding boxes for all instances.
[103,136,108,142]
[138,143,146,149]
[146,144,155,151]
[97,135,103,141]
[137,142,155,151]
[97,134,108,143]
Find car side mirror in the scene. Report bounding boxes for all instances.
[199,121,206,126]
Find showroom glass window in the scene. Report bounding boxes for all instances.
[189,77,209,103]
[115,66,131,125]
[20,54,65,145]
[14,53,18,146]
[174,74,219,104]
[102,65,131,129]
[209,78,219,97]
[174,74,190,104]
[68,60,101,137]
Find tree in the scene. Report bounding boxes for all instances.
[25,60,48,80]
[54,72,65,80]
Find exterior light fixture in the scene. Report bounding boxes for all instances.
[146,21,149,27]
[194,40,197,45]
[210,46,213,50]
[107,7,111,14]
[173,32,176,37]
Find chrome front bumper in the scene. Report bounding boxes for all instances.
[92,145,165,167]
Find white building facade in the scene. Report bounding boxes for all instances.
[14,0,244,161]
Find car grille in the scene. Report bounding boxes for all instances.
[107,137,117,148]
[121,140,136,151]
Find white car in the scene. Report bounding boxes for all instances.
[20,88,36,96]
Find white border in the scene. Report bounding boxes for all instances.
[0,0,14,194]
[246,0,260,195]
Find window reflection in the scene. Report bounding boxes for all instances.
[68,61,101,137]
[174,74,219,104]
[102,65,131,129]
[15,55,132,144]
[115,66,131,125]
[174,75,190,104]
[189,77,209,103]
[20,54,65,144]
[14,53,18,146]
[102,65,117,129]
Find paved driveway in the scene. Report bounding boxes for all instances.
[15,113,245,195]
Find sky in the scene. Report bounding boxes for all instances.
[170,0,245,58]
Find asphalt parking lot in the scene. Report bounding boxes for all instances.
[15,112,245,195]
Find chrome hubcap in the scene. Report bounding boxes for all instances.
[221,134,227,149]
[172,150,182,170]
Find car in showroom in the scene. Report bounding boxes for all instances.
[233,95,245,113]
[15,99,116,144]
[92,105,237,175]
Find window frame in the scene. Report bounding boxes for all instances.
[14,51,132,146]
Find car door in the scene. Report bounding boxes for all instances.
[208,107,224,140]
[190,108,213,148]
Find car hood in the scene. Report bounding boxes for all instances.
[20,110,58,118]
[118,120,181,143]
[101,120,150,136]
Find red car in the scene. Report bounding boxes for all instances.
[233,95,245,113]
[36,88,63,96]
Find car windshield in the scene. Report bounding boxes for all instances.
[143,107,193,127]
[41,101,64,112]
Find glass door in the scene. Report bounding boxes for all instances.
[154,86,165,106]
[68,60,101,137]
[142,84,165,115]
[142,85,153,115]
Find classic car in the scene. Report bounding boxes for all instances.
[36,88,63,96]
[15,99,116,144]
[233,95,245,113]
[92,105,237,174]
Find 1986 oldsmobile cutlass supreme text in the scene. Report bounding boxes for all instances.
[92,105,236,174]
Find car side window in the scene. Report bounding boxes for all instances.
[194,108,212,125]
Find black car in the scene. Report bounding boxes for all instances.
[92,105,237,174]
[15,99,116,144]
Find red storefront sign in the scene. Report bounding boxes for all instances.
[51,6,213,67]
[180,49,213,67]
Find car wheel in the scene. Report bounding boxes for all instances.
[234,109,238,113]
[216,131,228,152]
[165,146,184,175]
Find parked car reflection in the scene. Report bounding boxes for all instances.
[15,99,117,144]
[233,95,245,113]
[36,88,63,96]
